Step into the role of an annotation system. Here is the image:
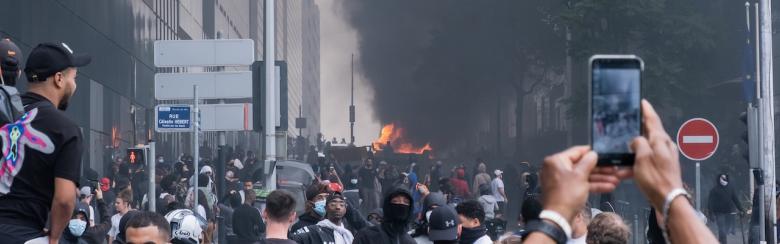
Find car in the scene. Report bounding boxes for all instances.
[253,160,315,215]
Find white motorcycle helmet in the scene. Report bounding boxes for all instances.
[165,209,205,244]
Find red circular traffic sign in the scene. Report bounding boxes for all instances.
[676,118,719,161]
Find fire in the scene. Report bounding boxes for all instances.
[372,123,433,154]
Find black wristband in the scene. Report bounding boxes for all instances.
[523,219,568,244]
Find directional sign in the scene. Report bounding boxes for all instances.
[676,118,719,161]
[199,103,253,131]
[154,39,254,67]
[155,105,192,132]
[155,71,252,100]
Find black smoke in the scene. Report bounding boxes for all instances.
[340,1,564,152]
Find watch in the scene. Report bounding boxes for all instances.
[523,219,568,244]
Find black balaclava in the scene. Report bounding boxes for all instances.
[382,187,414,237]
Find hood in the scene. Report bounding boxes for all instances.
[369,208,384,218]
[381,187,414,232]
[423,192,447,213]
[73,202,90,226]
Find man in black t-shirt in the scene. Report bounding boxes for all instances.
[0,42,88,243]
[260,190,297,244]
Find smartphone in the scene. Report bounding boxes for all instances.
[589,55,643,166]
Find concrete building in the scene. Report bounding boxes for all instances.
[0,0,321,176]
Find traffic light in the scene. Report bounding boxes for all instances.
[127,148,146,166]
[739,111,750,165]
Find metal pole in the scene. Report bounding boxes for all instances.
[193,85,199,213]
[148,141,156,212]
[349,54,355,146]
[758,0,777,242]
[217,132,226,244]
[264,0,277,190]
[696,161,701,211]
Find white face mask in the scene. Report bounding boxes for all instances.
[720,178,728,186]
[68,219,87,237]
[350,179,358,185]
[425,210,433,222]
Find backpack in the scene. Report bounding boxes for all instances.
[0,85,24,124]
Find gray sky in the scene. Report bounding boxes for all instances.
[319,0,381,146]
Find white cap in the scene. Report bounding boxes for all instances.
[233,159,244,170]
[494,169,503,176]
[79,186,92,196]
[200,165,213,174]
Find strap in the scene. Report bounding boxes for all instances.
[539,210,573,240]
[523,219,567,244]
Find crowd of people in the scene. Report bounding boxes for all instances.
[0,37,725,244]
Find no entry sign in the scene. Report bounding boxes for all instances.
[676,118,719,161]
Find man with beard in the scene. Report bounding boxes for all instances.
[292,192,353,244]
[354,187,415,244]
[0,42,88,243]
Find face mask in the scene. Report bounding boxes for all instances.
[720,178,728,186]
[314,200,327,217]
[158,159,164,163]
[350,179,358,185]
[385,203,410,223]
[68,219,87,237]
[425,210,433,223]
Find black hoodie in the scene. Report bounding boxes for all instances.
[354,187,415,244]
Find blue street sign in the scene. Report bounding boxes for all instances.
[156,105,192,132]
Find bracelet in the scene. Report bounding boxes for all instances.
[539,210,572,240]
[523,219,567,244]
[661,188,691,243]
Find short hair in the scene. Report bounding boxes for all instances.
[305,182,331,201]
[587,212,630,244]
[125,211,171,241]
[244,188,256,205]
[520,196,542,224]
[456,200,485,224]
[118,188,133,205]
[265,190,296,222]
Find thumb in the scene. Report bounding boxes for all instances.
[574,151,598,175]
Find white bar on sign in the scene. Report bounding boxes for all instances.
[154,39,254,67]
[155,71,253,100]
[199,103,253,131]
[683,136,713,144]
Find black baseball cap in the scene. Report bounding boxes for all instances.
[326,192,345,204]
[24,42,90,82]
[0,39,22,84]
[0,38,22,67]
[428,206,460,241]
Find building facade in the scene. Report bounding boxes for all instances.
[0,0,320,177]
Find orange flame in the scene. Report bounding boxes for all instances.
[373,124,433,154]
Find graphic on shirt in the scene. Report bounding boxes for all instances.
[0,108,55,194]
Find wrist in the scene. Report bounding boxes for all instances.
[539,210,573,240]
[543,204,577,223]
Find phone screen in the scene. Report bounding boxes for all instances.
[591,57,641,165]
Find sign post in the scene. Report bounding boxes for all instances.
[676,118,720,211]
